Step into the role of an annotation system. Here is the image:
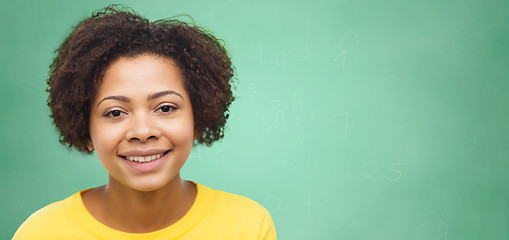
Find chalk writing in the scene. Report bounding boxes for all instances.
[334,32,359,68]
[225,36,239,53]
[247,82,257,96]
[263,196,282,215]
[305,194,324,222]
[189,147,203,164]
[253,112,265,138]
[341,160,408,183]
[291,20,311,58]
[248,42,263,63]
[214,149,225,168]
[343,112,354,140]
[268,100,286,133]
[387,162,406,182]
[293,94,303,120]
[306,156,318,176]
[282,156,297,173]
[362,160,379,181]
[334,49,350,68]
[342,159,355,178]
[275,49,287,67]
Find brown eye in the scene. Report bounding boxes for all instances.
[104,110,124,118]
[161,106,172,112]
[111,110,122,117]
[158,105,176,113]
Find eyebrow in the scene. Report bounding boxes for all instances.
[97,96,129,107]
[148,90,184,101]
[96,90,184,107]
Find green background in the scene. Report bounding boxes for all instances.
[1,0,508,239]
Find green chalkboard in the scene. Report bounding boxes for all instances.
[1,0,508,239]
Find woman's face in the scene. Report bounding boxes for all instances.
[89,54,196,192]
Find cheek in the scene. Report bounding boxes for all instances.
[90,124,125,172]
[169,122,195,143]
[163,116,195,146]
[89,121,125,154]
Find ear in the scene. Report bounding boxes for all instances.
[193,128,201,141]
[87,141,94,152]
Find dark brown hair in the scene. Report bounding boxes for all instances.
[47,5,235,153]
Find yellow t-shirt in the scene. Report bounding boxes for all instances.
[13,183,277,239]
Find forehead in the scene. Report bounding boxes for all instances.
[95,54,187,99]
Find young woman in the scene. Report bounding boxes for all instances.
[14,5,276,239]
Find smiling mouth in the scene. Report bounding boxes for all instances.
[120,150,171,163]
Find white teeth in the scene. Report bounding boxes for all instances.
[126,153,163,163]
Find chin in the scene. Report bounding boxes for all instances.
[125,175,179,192]
[128,182,167,192]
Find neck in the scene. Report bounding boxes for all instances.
[84,175,196,233]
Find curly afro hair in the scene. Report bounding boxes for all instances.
[47,5,235,154]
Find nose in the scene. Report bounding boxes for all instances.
[125,113,161,142]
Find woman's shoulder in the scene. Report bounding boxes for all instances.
[190,183,277,239]
[12,192,81,239]
[197,183,267,214]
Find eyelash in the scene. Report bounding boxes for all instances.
[156,104,178,113]
[102,104,177,118]
[103,109,126,118]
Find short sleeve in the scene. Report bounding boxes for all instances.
[13,209,57,240]
[258,210,277,240]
